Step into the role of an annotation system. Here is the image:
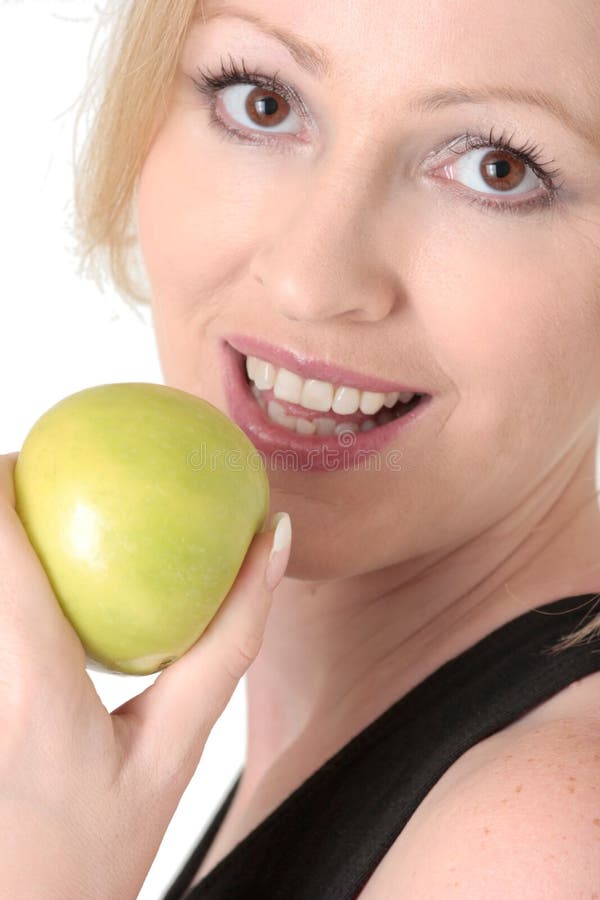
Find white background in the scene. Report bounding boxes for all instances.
[0,2,246,897]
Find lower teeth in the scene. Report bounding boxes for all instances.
[250,383,413,435]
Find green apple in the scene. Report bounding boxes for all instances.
[13,383,270,675]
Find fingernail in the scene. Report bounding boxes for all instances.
[264,512,292,592]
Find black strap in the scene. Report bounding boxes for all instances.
[164,593,600,899]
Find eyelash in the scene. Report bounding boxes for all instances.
[192,56,566,217]
[454,128,564,215]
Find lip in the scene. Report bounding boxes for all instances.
[220,339,433,473]
[224,332,427,395]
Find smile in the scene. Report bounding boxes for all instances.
[220,339,432,473]
[245,354,422,437]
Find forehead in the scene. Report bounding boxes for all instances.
[198,0,599,116]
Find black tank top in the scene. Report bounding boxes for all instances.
[162,592,600,900]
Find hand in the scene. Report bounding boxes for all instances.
[0,451,291,899]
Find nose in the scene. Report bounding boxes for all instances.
[248,156,400,324]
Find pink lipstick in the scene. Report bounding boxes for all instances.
[220,339,433,473]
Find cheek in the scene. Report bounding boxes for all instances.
[136,110,279,306]
[137,130,228,298]
[135,112,259,385]
[414,217,600,444]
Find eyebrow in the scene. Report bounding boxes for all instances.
[196,5,599,150]
[409,85,599,150]
[196,5,331,78]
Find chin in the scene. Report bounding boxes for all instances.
[280,542,373,583]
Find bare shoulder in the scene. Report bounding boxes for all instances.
[361,714,600,899]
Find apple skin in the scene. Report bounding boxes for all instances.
[13,383,270,675]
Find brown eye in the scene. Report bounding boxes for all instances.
[438,144,543,198]
[218,83,303,135]
[479,150,527,192]
[245,87,291,128]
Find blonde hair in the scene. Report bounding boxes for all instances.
[71,2,600,651]
[72,0,200,306]
[547,594,600,652]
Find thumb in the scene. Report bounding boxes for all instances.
[114,511,292,779]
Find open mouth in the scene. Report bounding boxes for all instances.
[242,355,425,438]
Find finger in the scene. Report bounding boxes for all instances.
[0,453,87,685]
[114,513,292,783]
[0,452,18,506]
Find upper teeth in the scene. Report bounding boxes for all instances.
[246,355,416,416]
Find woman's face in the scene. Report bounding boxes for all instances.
[136,0,600,581]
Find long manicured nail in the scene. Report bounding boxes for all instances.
[264,512,292,592]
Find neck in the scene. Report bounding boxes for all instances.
[243,431,600,792]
